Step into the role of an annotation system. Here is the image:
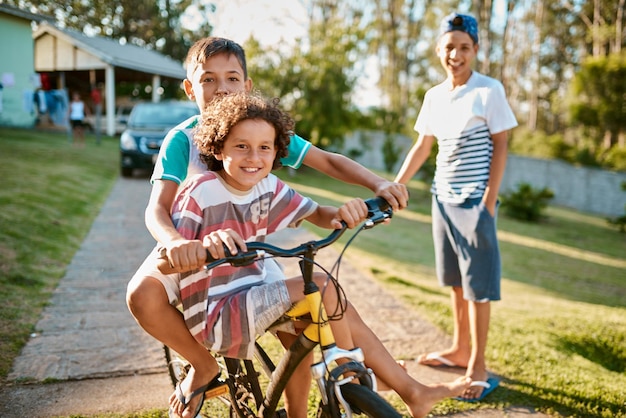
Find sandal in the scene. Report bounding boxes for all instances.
[169,374,224,418]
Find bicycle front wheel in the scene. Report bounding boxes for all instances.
[319,383,403,418]
[340,384,402,417]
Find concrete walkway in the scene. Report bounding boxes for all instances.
[0,176,549,418]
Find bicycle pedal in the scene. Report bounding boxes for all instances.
[205,382,229,399]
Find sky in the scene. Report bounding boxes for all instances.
[183,0,309,48]
[181,0,383,108]
[181,0,509,108]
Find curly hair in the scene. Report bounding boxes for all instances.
[193,92,293,171]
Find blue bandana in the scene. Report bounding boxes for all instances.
[440,13,478,43]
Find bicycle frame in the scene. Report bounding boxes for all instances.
[257,241,372,417]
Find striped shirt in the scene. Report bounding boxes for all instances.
[415,72,518,204]
[171,172,317,358]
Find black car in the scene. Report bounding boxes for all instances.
[120,101,199,177]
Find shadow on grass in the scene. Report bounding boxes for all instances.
[369,267,445,297]
[500,241,626,308]
[486,375,626,418]
[555,335,626,373]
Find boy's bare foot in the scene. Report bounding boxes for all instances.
[416,350,468,368]
[406,376,471,418]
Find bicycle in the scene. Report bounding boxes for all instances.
[160,196,403,417]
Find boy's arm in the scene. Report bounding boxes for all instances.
[305,199,368,230]
[302,146,408,211]
[393,134,435,184]
[483,131,508,216]
[145,179,206,271]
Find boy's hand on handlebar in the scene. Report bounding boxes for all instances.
[203,229,247,260]
[332,198,368,229]
[162,239,206,272]
[374,180,408,212]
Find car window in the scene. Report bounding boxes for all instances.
[129,103,199,127]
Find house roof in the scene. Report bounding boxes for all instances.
[33,21,186,79]
[0,3,55,23]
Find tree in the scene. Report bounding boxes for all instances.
[564,0,626,57]
[569,52,626,149]
[245,0,365,149]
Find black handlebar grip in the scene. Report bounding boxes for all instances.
[205,244,235,263]
[364,196,391,213]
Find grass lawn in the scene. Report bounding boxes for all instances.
[0,128,119,380]
[0,128,624,417]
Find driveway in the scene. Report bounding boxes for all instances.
[0,176,549,418]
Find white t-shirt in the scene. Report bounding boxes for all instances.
[415,71,518,204]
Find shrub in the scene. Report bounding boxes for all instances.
[606,181,626,233]
[500,183,554,222]
[603,146,626,171]
[509,128,571,160]
[382,134,400,173]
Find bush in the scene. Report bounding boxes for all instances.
[500,183,554,222]
[382,134,400,173]
[603,146,626,171]
[606,181,626,233]
[509,128,571,160]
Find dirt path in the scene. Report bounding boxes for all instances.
[0,177,550,418]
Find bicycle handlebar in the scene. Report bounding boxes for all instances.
[157,196,392,274]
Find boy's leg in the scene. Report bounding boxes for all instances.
[418,198,471,367]
[450,286,472,363]
[461,300,490,399]
[344,303,470,418]
[126,275,219,418]
[457,200,500,398]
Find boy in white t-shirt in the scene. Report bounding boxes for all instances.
[394,12,518,402]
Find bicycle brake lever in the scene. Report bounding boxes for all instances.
[363,212,391,229]
[363,196,393,228]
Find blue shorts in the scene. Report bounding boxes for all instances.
[431,196,501,302]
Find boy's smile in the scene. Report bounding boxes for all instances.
[216,119,277,191]
[437,31,478,87]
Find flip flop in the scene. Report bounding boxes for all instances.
[169,374,224,418]
[416,352,459,367]
[454,376,499,402]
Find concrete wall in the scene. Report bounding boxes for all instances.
[501,155,626,217]
[339,131,626,217]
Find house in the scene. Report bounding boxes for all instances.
[0,4,187,136]
[33,22,187,136]
[0,4,53,128]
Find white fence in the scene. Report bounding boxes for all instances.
[340,131,626,217]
